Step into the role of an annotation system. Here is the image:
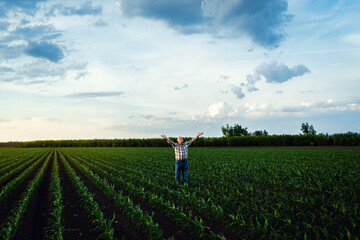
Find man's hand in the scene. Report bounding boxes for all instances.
[195,132,204,139]
[161,133,168,139]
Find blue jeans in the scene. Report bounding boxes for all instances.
[175,160,188,185]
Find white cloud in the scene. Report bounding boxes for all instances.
[206,102,238,118]
[256,60,310,83]
[191,102,239,121]
[229,60,310,100]
[196,99,360,123]
[281,99,360,113]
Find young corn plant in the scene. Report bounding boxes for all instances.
[45,150,64,240]
[58,152,115,240]
[0,150,50,204]
[0,150,53,240]
[64,151,225,239]
[61,151,164,240]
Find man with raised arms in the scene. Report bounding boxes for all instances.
[161,132,204,185]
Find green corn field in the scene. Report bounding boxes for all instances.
[0,147,359,239]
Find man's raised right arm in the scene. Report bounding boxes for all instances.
[161,133,169,142]
[161,133,175,146]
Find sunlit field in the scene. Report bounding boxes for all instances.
[0,147,359,239]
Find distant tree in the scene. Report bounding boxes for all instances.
[221,124,231,137]
[221,124,249,137]
[301,122,317,135]
[252,130,269,136]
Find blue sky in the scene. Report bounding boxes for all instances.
[0,0,359,141]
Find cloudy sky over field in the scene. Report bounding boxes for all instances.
[0,0,359,141]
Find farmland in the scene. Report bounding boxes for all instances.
[0,147,359,239]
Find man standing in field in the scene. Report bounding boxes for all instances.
[161,132,204,185]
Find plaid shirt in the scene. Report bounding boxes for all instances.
[168,138,196,161]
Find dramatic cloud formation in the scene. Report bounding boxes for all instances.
[0,24,64,63]
[25,41,65,63]
[1,1,359,140]
[119,0,203,32]
[201,0,293,49]
[0,2,82,83]
[118,0,293,49]
[231,60,310,99]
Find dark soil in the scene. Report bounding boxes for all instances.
[0,153,48,227]
[1,149,243,240]
[13,152,53,240]
[62,152,148,240]
[57,152,97,240]
[63,153,195,240]
[110,183,195,240]
[90,156,239,239]
[0,151,48,189]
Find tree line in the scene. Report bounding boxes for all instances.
[1,123,359,148]
[2,133,359,148]
[221,123,316,137]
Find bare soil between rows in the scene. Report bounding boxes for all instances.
[62,151,195,240]
[0,152,48,228]
[95,157,239,239]
[60,151,148,240]
[14,152,53,240]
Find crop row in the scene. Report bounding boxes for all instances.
[0,150,53,239]
[61,147,360,239]
[58,151,116,239]
[46,150,64,240]
[63,149,226,239]
[0,150,50,204]
[60,151,165,239]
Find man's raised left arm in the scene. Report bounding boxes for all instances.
[194,132,204,140]
[186,132,204,146]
